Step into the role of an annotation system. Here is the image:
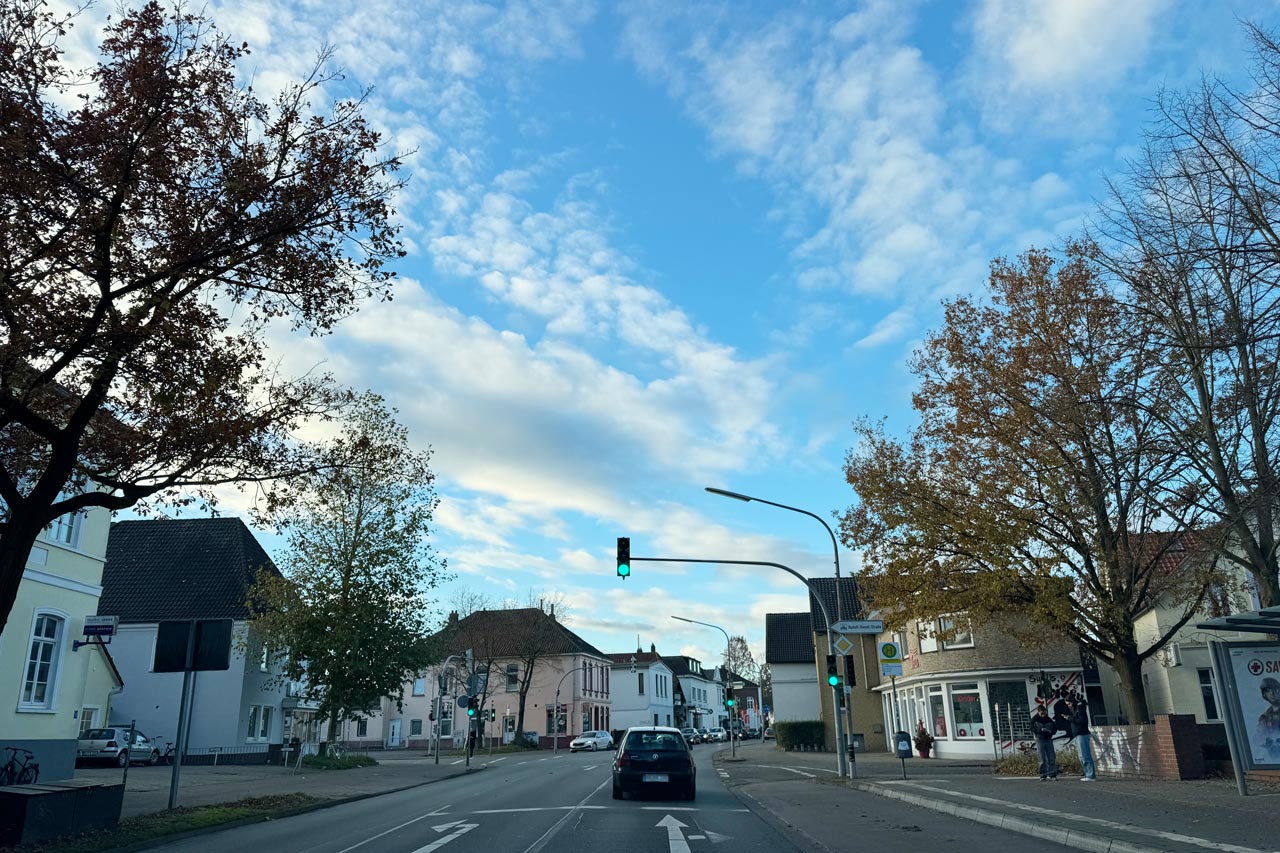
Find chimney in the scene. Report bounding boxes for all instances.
[550,602,556,619]
[447,610,459,626]
[650,643,656,654]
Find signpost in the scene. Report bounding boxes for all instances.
[880,641,905,745]
[831,620,884,634]
[154,619,232,809]
[74,615,119,651]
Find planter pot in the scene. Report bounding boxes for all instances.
[917,749,931,758]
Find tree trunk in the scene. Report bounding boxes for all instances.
[0,517,48,636]
[1108,652,1151,725]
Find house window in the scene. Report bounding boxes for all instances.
[939,615,974,649]
[410,719,423,737]
[20,612,64,709]
[260,644,270,672]
[654,713,659,725]
[44,512,82,548]
[79,706,100,736]
[638,672,645,695]
[356,718,368,738]
[247,706,260,741]
[918,620,938,653]
[929,686,948,738]
[1199,669,1221,721]
[412,677,426,696]
[950,683,984,738]
[260,706,273,740]
[506,664,519,691]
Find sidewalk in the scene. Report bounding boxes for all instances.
[76,752,488,818]
[718,741,1280,853]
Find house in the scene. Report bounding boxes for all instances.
[1,503,122,781]
[97,517,298,760]
[765,612,818,724]
[804,577,884,752]
[378,607,613,750]
[726,671,763,731]
[607,644,676,730]
[871,614,1083,758]
[663,655,722,729]
[1122,534,1260,726]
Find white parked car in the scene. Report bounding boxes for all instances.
[569,730,614,752]
[705,727,728,742]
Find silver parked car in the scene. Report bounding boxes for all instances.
[77,726,162,766]
[705,727,728,742]
[569,730,614,752]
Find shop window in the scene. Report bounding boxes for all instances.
[950,683,984,738]
[928,687,948,738]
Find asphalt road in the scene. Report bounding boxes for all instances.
[151,743,1069,852]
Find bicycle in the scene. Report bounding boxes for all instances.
[161,742,175,766]
[325,741,346,760]
[0,746,40,786]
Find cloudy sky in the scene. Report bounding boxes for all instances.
[96,0,1273,667]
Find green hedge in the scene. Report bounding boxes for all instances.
[773,720,825,751]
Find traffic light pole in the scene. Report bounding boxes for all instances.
[632,556,847,778]
[671,615,735,758]
[551,666,577,755]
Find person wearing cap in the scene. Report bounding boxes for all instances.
[1031,703,1058,780]
[1067,695,1096,781]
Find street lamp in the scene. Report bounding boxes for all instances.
[706,486,854,775]
[551,666,577,755]
[671,615,737,758]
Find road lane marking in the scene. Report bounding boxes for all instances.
[656,815,691,853]
[410,822,477,852]
[521,777,612,853]
[489,756,508,763]
[335,810,443,853]
[891,781,1268,853]
[450,759,464,765]
[782,767,816,778]
[582,765,599,770]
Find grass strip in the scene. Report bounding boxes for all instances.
[3,793,324,853]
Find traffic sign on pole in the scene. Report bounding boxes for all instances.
[830,619,884,634]
[879,641,904,677]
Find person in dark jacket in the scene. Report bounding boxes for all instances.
[1068,695,1096,780]
[1031,704,1058,780]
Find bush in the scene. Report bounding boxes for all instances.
[993,742,1082,776]
[774,720,825,751]
[300,754,378,770]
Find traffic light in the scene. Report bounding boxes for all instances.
[725,686,735,708]
[465,696,477,717]
[844,654,856,687]
[826,654,840,687]
[616,537,631,579]
[489,708,496,722]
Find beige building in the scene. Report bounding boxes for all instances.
[1,503,122,781]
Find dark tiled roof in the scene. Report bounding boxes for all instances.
[806,576,862,631]
[727,671,758,689]
[606,650,665,665]
[99,518,279,623]
[662,655,714,679]
[439,609,607,659]
[765,612,815,664]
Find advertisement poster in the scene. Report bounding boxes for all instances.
[1227,643,1280,766]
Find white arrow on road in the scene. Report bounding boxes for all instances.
[410,821,478,852]
[656,814,691,853]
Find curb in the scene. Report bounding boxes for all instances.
[850,781,1167,853]
[96,764,486,853]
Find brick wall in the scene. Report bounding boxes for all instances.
[1092,714,1204,780]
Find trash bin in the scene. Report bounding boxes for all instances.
[894,731,912,759]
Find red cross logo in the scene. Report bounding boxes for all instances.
[1249,659,1264,676]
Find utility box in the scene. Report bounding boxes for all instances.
[849,733,866,751]
[894,731,912,759]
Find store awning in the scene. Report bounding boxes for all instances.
[1196,605,1280,634]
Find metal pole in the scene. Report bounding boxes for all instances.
[704,488,855,773]
[642,556,845,777]
[167,671,192,809]
[122,719,134,789]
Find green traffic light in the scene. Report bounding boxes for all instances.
[828,675,840,687]
[726,699,734,707]
[617,562,630,578]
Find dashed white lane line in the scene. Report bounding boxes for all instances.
[582,765,599,771]
[488,756,508,763]
[450,759,464,765]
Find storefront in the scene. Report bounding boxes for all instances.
[877,667,1084,758]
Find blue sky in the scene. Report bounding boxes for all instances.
[96,0,1273,666]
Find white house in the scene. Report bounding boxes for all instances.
[98,517,295,760]
[663,655,722,730]
[764,612,818,724]
[607,645,675,730]
[1,503,122,781]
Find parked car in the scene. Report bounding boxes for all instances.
[680,727,701,745]
[612,726,695,801]
[746,727,762,739]
[77,726,161,767]
[705,727,728,742]
[569,730,614,752]
[762,726,773,740]
[696,728,711,743]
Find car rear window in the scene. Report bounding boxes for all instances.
[625,732,686,752]
[82,729,115,739]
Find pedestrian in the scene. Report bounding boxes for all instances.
[1067,696,1096,781]
[1032,704,1058,780]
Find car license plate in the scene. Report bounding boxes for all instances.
[642,773,669,783]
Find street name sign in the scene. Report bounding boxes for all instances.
[830,619,884,634]
[879,641,904,677]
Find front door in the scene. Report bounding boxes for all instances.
[388,719,402,747]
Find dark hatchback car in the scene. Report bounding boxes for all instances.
[612,726,696,801]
